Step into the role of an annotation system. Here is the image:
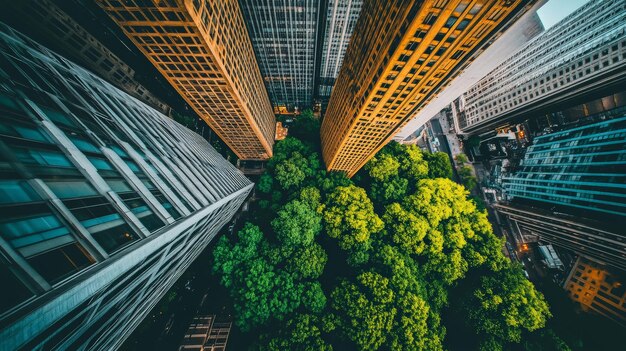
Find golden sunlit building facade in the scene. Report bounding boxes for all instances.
[320,0,535,176]
[97,0,275,160]
[565,257,626,326]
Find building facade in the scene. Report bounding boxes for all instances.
[502,116,626,221]
[564,256,626,326]
[495,203,625,272]
[97,0,275,160]
[393,0,546,141]
[458,0,626,135]
[239,0,321,112]
[179,315,231,351]
[316,0,363,108]
[320,0,535,177]
[3,0,171,115]
[0,23,252,350]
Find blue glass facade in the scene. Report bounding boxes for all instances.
[503,116,626,221]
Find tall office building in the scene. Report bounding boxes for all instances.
[320,0,535,177]
[316,0,363,108]
[97,0,275,160]
[0,23,252,350]
[458,0,626,135]
[3,0,171,115]
[496,115,626,271]
[502,116,626,221]
[495,203,625,272]
[394,0,546,141]
[239,0,321,112]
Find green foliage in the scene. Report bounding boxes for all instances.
[370,176,408,204]
[259,314,333,351]
[400,179,506,283]
[212,135,563,351]
[464,264,551,345]
[331,272,397,350]
[287,243,327,279]
[257,173,273,193]
[316,170,353,195]
[365,153,400,181]
[322,185,384,252]
[382,202,428,255]
[458,165,478,190]
[455,153,469,164]
[289,109,321,145]
[271,199,321,247]
[424,151,453,179]
[212,223,325,331]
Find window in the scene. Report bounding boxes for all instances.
[0,264,34,314]
[27,243,94,284]
[445,16,458,28]
[457,19,471,30]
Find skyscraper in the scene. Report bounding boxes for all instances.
[496,115,626,271]
[239,0,321,112]
[97,0,275,160]
[0,23,252,350]
[3,0,171,115]
[502,116,626,221]
[316,0,363,108]
[320,0,535,177]
[457,0,626,135]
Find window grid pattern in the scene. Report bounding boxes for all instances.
[320,0,530,177]
[97,0,275,160]
[495,204,625,273]
[502,116,626,219]
[239,0,320,111]
[459,0,626,133]
[0,22,252,351]
[317,0,363,105]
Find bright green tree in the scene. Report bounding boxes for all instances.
[271,199,322,247]
[322,185,384,253]
[464,264,551,346]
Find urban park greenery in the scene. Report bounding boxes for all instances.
[211,120,566,350]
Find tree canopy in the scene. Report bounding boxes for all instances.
[212,137,561,350]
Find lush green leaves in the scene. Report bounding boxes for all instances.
[464,264,551,344]
[322,185,383,252]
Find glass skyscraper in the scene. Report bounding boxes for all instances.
[498,115,626,271]
[0,23,252,350]
[502,116,626,220]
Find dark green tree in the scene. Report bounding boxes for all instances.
[424,151,453,179]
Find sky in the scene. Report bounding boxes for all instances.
[537,0,592,29]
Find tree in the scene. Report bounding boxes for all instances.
[382,202,429,255]
[331,272,396,350]
[424,151,453,179]
[289,109,320,145]
[399,178,506,283]
[455,153,469,164]
[322,185,384,253]
[271,199,322,247]
[259,314,333,351]
[212,223,325,330]
[463,264,551,346]
[257,173,273,193]
[458,165,477,190]
[365,153,400,181]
